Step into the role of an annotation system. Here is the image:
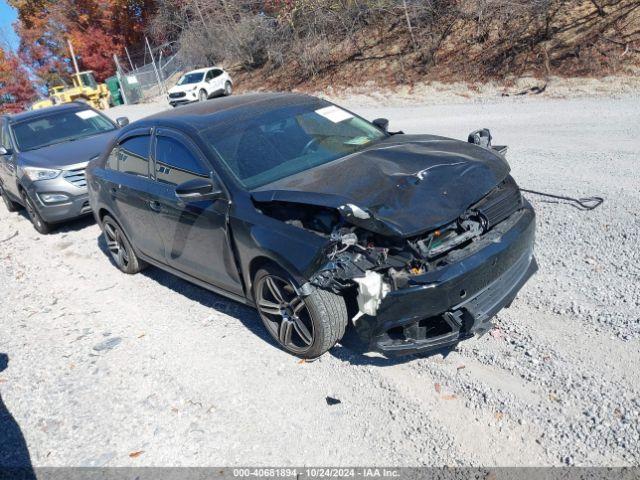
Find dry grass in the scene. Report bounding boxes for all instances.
[153,0,640,92]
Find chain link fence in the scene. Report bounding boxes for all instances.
[113,45,190,104]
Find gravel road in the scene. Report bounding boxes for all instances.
[0,94,638,467]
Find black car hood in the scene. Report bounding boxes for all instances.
[18,131,117,168]
[253,134,510,238]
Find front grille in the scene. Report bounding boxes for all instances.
[473,176,522,227]
[63,168,87,188]
[169,92,186,98]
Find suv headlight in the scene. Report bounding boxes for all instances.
[20,166,61,181]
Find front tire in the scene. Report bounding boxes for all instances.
[21,191,51,234]
[198,89,208,102]
[253,266,348,358]
[101,215,146,274]
[0,185,20,212]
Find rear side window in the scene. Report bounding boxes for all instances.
[107,135,150,177]
[155,136,208,186]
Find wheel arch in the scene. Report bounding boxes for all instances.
[97,207,113,223]
[248,256,288,297]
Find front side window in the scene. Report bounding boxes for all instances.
[177,72,204,85]
[116,136,150,177]
[11,108,116,151]
[155,136,208,186]
[200,103,386,189]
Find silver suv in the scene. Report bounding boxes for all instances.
[0,102,127,233]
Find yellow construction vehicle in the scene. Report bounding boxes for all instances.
[32,71,111,111]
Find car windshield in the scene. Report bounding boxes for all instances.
[200,103,386,189]
[12,109,116,152]
[177,72,204,85]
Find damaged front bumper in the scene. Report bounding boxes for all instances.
[355,204,537,356]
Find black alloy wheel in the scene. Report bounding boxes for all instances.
[253,266,348,358]
[101,215,145,274]
[257,273,315,354]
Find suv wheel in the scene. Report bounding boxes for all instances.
[253,266,348,358]
[21,191,51,234]
[198,89,208,102]
[224,81,232,96]
[101,215,146,274]
[0,186,20,212]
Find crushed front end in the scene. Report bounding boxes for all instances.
[256,174,537,357]
[315,175,537,356]
[361,203,536,356]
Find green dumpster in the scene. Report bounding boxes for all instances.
[105,76,123,106]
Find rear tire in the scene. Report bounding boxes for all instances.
[0,185,20,212]
[253,265,347,359]
[224,81,232,96]
[101,215,146,274]
[21,191,51,234]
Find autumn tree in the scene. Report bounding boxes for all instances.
[0,46,37,113]
[9,0,156,87]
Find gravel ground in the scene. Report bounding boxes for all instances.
[0,94,638,467]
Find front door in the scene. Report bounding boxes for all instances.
[151,129,243,295]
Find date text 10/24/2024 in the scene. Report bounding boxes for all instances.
[232,469,401,478]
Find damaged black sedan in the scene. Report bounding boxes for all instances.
[87,93,536,358]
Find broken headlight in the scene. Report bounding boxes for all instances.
[415,214,485,259]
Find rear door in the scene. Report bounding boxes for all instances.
[106,130,165,261]
[207,69,224,94]
[150,128,243,295]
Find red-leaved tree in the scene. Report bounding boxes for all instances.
[10,0,155,86]
[0,46,37,113]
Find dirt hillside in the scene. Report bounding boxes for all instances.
[232,0,640,93]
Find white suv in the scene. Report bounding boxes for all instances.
[167,67,233,107]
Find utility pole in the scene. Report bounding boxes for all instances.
[113,54,129,105]
[402,0,417,51]
[124,46,135,71]
[67,39,80,75]
[145,37,165,95]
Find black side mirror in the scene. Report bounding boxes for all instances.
[0,146,12,156]
[372,118,389,132]
[175,176,224,201]
[468,128,492,148]
[116,117,130,128]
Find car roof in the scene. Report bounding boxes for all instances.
[4,102,91,124]
[129,92,324,133]
[184,67,221,74]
